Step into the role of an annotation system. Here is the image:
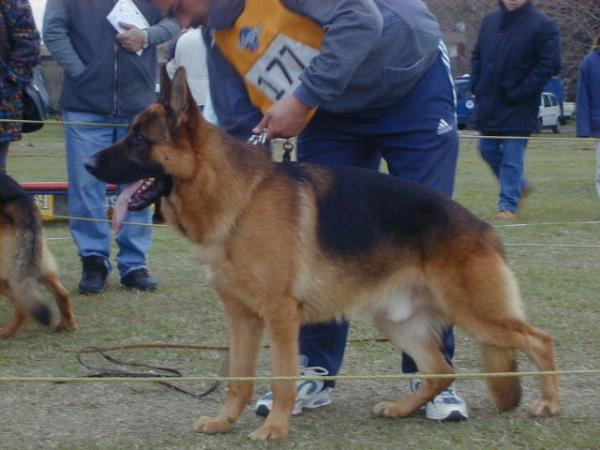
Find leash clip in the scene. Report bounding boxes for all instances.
[282,140,295,162]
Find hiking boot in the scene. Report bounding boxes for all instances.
[79,255,108,294]
[255,357,332,417]
[495,210,518,221]
[411,380,469,421]
[120,268,157,291]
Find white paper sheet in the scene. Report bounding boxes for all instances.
[107,0,150,55]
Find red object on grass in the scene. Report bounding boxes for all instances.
[20,182,118,194]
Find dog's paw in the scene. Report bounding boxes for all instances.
[193,416,234,434]
[528,399,560,417]
[55,319,77,332]
[248,423,288,440]
[0,330,16,339]
[372,401,410,418]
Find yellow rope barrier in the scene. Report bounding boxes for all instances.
[1,118,598,142]
[41,213,169,228]
[36,213,600,249]
[1,369,599,384]
[0,118,129,128]
[39,212,600,233]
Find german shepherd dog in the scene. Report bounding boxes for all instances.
[86,68,560,440]
[0,173,76,338]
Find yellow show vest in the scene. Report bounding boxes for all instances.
[215,0,324,115]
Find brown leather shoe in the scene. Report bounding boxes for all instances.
[495,210,518,221]
[520,184,535,208]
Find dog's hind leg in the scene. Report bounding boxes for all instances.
[460,315,559,416]
[443,262,559,416]
[248,296,301,441]
[42,272,76,332]
[373,314,455,418]
[0,280,27,339]
[194,295,264,435]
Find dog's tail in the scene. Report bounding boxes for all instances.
[3,198,52,327]
[481,344,522,411]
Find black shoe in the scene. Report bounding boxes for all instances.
[79,256,109,294]
[121,268,157,291]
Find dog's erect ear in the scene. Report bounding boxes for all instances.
[159,64,172,104]
[169,66,192,117]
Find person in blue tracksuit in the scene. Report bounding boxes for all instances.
[576,34,600,198]
[159,0,467,421]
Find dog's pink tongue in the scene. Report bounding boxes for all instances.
[112,181,143,233]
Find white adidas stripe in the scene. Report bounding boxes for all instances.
[438,40,458,119]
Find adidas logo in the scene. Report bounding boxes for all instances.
[437,118,453,135]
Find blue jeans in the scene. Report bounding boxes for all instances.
[478,138,529,213]
[64,111,153,276]
[298,51,459,387]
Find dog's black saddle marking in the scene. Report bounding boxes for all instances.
[315,166,455,257]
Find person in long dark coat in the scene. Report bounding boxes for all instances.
[471,0,561,220]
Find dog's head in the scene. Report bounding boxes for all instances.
[85,66,203,211]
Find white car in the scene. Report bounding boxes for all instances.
[537,92,561,133]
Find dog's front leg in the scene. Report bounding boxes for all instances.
[248,297,301,441]
[194,296,264,435]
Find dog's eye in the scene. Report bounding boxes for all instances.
[133,131,149,145]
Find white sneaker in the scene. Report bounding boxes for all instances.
[411,380,469,421]
[255,357,332,417]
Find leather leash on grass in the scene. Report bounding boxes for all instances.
[61,338,390,399]
[65,346,227,400]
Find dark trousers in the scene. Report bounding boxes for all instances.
[0,142,8,172]
[297,50,459,387]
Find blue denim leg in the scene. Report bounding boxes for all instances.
[64,111,116,269]
[498,139,528,212]
[479,138,529,212]
[478,138,503,179]
[111,123,153,276]
[64,111,153,276]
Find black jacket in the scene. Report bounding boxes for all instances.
[471,1,561,136]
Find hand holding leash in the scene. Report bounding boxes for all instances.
[247,130,294,162]
[253,95,311,140]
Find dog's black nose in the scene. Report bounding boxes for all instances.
[84,155,98,175]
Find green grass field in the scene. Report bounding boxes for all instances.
[1,124,599,449]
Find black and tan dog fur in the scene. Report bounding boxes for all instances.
[87,68,560,440]
[0,173,76,338]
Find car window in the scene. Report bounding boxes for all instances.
[543,95,550,107]
[550,96,558,106]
